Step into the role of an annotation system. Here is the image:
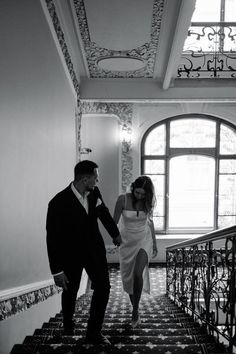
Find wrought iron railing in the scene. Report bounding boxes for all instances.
[166,225,236,353]
[178,22,236,78]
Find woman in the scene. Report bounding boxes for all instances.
[113,176,157,328]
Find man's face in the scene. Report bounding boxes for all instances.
[84,168,99,191]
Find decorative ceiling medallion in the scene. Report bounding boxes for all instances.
[73,0,164,78]
[97,56,146,72]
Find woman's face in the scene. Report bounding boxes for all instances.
[134,187,145,200]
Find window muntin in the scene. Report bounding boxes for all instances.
[142,116,236,234]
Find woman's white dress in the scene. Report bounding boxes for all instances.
[119,199,153,295]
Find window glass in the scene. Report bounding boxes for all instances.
[142,117,236,233]
[170,119,216,147]
[225,0,236,21]
[147,174,165,231]
[148,174,165,216]
[169,155,215,228]
[218,215,236,228]
[191,0,221,22]
[223,26,236,52]
[184,0,236,54]
[144,124,165,155]
[220,124,236,154]
[153,216,164,230]
[144,160,165,174]
[218,175,236,220]
[183,26,221,53]
[220,159,236,173]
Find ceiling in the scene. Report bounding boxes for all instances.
[48,0,236,101]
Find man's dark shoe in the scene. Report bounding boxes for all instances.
[63,320,75,335]
[85,332,111,345]
[63,326,74,335]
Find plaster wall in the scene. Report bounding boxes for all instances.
[81,114,120,244]
[0,0,76,290]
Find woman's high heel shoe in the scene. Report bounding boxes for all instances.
[131,311,141,328]
[131,316,140,328]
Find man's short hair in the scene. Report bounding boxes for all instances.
[74,160,98,180]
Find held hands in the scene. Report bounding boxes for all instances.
[113,234,122,247]
[152,247,158,258]
[53,272,69,291]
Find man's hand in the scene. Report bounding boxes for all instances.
[113,235,122,247]
[53,272,69,291]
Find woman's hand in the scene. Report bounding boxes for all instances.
[113,234,122,247]
[152,247,158,258]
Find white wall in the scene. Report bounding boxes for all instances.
[81,114,120,244]
[0,0,76,290]
[0,293,61,354]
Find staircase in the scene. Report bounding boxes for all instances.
[11,266,228,353]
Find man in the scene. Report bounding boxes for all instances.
[46,160,121,344]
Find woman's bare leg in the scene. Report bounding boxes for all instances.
[132,249,148,321]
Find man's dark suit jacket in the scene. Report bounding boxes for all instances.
[46,184,119,275]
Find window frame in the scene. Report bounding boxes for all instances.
[186,0,236,54]
[141,114,236,235]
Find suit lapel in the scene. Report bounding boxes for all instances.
[69,185,89,217]
[87,191,94,216]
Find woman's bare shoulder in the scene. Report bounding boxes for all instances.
[116,194,125,205]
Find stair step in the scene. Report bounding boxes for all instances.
[34,323,203,337]
[42,318,195,329]
[23,334,216,345]
[10,267,228,354]
[52,313,189,321]
[33,326,205,336]
[11,342,227,354]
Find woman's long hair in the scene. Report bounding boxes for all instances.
[130,175,156,213]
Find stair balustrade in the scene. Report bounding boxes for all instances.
[166,225,236,353]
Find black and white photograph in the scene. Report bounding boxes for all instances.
[0,0,236,353]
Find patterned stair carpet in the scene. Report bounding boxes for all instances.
[11,266,228,353]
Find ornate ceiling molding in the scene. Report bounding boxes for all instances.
[45,0,80,96]
[73,0,164,78]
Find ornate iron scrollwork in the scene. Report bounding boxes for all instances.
[178,22,236,78]
[166,227,236,352]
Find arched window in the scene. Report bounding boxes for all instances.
[141,115,236,234]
